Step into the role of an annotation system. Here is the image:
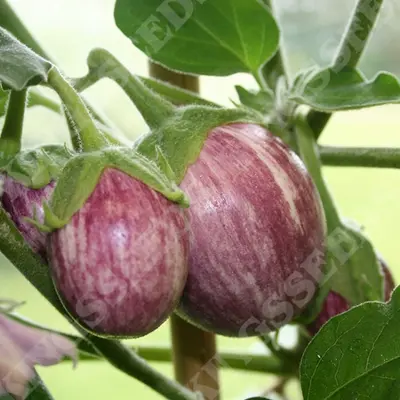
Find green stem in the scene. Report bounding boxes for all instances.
[308,0,384,138]
[0,210,198,400]
[7,313,294,376]
[47,67,108,152]
[87,338,200,400]
[75,345,294,376]
[261,0,288,92]
[333,0,384,69]
[320,146,400,169]
[295,109,342,233]
[28,91,61,113]
[76,48,175,130]
[0,89,27,156]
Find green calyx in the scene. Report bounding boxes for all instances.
[0,145,74,188]
[80,49,265,184]
[135,105,263,183]
[38,146,188,232]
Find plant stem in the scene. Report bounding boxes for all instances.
[28,91,61,113]
[295,109,342,233]
[47,67,108,152]
[88,338,200,400]
[74,344,295,376]
[0,89,27,156]
[308,0,384,137]
[8,313,294,376]
[149,62,220,399]
[333,0,384,69]
[79,49,175,130]
[0,210,199,400]
[319,146,400,169]
[261,0,287,92]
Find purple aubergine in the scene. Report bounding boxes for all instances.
[48,168,189,337]
[177,123,326,337]
[307,260,395,335]
[1,175,55,259]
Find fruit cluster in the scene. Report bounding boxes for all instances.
[2,120,329,338]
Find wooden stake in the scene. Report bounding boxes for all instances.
[149,62,220,400]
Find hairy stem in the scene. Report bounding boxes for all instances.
[319,146,400,169]
[0,89,27,156]
[76,49,175,130]
[295,109,342,233]
[47,68,108,152]
[308,0,384,137]
[28,91,61,113]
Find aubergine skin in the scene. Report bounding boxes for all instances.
[48,168,189,338]
[307,261,395,335]
[1,175,55,259]
[178,123,326,337]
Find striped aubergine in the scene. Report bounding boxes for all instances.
[307,259,395,335]
[1,175,55,259]
[177,123,326,337]
[48,168,189,338]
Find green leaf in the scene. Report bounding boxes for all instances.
[43,147,188,230]
[25,374,55,400]
[1,145,74,188]
[290,66,400,111]
[0,27,52,91]
[300,286,400,400]
[235,85,274,114]
[328,225,384,305]
[114,0,279,76]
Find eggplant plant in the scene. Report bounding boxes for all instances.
[0,0,400,399]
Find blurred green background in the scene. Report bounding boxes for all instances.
[1,0,400,398]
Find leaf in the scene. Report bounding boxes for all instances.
[328,225,384,305]
[290,66,400,111]
[0,27,52,91]
[25,374,55,400]
[300,285,400,400]
[235,85,274,114]
[114,0,279,76]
